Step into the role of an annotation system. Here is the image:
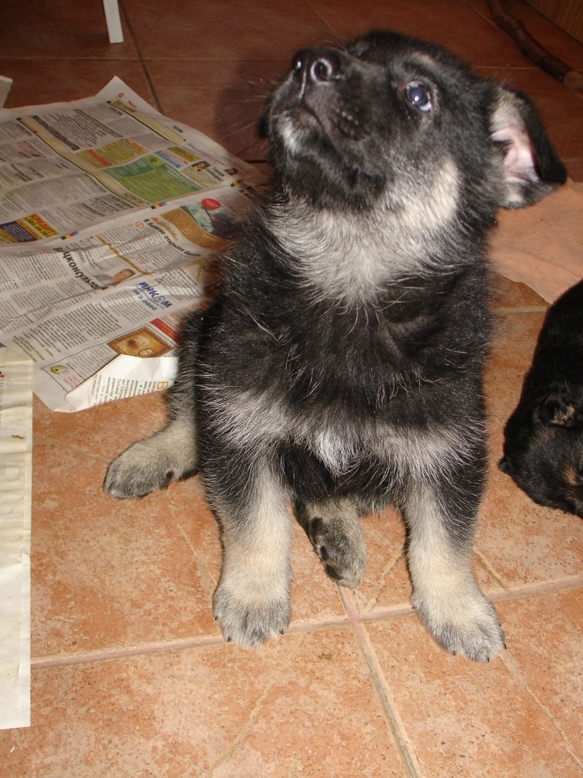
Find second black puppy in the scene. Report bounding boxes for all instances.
[104,31,565,661]
[500,280,583,517]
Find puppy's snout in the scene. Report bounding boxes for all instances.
[293,48,343,88]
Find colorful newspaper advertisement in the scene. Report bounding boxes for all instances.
[0,78,263,411]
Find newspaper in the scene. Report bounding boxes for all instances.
[0,346,33,729]
[0,78,263,411]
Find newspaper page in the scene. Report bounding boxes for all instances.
[0,346,33,730]
[0,78,263,411]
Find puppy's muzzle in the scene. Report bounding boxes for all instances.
[293,48,343,96]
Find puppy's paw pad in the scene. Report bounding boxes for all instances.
[308,517,366,589]
[212,587,290,647]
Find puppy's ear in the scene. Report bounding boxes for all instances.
[490,86,566,208]
[539,394,583,427]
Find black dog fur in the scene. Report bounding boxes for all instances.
[104,31,566,660]
[500,280,583,517]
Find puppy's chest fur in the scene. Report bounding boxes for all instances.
[201,234,488,483]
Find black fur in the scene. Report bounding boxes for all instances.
[105,31,565,660]
[500,281,583,517]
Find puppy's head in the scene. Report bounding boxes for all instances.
[499,391,583,518]
[267,30,566,216]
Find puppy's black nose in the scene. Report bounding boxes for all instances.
[292,49,343,87]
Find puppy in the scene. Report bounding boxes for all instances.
[104,31,566,661]
[500,280,583,517]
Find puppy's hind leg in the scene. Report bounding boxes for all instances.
[294,497,366,589]
[401,475,505,663]
[104,312,202,499]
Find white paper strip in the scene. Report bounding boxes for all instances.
[0,346,33,729]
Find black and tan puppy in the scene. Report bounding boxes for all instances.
[104,31,566,661]
[500,281,583,517]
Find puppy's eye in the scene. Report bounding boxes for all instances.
[401,82,433,113]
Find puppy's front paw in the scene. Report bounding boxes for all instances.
[105,446,171,498]
[104,435,195,499]
[413,588,505,663]
[213,584,291,647]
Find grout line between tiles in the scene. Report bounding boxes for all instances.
[31,616,354,670]
[208,631,309,776]
[361,549,406,615]
[342,574,583,776]
[488,576,583,601]
[499,651,583,771]
[347,613,423,776]
[29,608,411,673]
[30,578,582,671]
[32,633,226,669]
[337,587,423,774]
[474,548,509,590]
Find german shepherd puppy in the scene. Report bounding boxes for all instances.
[104,31,566,661]
[500,281,583,517]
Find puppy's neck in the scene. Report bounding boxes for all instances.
[264,157,463,306]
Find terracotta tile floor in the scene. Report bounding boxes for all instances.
[1,0,583,775]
